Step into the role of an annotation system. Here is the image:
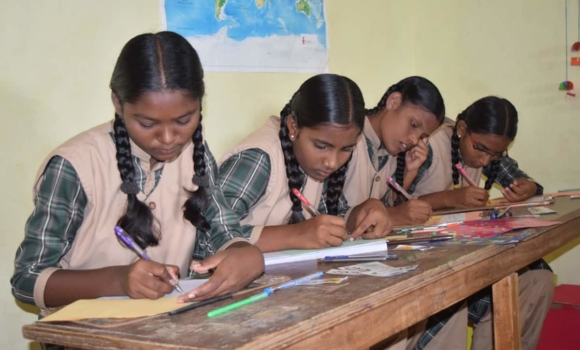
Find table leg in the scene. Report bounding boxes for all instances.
[492,273,521,350]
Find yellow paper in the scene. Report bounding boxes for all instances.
[39,297,189,322]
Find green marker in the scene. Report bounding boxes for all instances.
[207,289,273,318]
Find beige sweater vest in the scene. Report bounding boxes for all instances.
[32,122,201,308]
[343,117,398,207]
[219,116,325,243]
[412,118,483,197]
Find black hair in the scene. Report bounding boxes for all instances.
[366,76,445,204]
[279,74,365,223]
[451,96,518,190]
[110,31,209,249]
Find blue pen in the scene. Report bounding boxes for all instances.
[268,271,324,292]
[320,255,398,263]
[114,226,184,294]
[324,255,386,259]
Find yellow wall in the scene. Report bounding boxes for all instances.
[412,0,580,287]
[1,0,578,348]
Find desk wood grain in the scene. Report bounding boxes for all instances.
[22,198,580,350]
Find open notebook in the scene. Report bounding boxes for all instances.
[263,238,388,266]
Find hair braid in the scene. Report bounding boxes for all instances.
[183,113,210,232]
[484,160,500,190]
[113,114,160,249]
[451,125,461,187]
[325,157,351,215]
[392,154,408,205]
[279,96,305,224]
[365,84,399,116]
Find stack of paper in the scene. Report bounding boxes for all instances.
[263,239,387,266]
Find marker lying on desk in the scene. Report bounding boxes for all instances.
[455,164,478,187]
[387,235,454,245]
[318,254,398,263]
[386,177,413,200]
[292,188,352,240]
[207,272,323,318]
[169,293,233,316]
[114,226,184,294]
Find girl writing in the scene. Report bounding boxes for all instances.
[11,32,264,310]
[217,74,392,252]
[343,76,446,226]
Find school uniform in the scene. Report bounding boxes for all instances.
[343,116,432,208]
[412,118,543,197]
[411,118,554,350]
[11,121,247,309]
[342,116,465,350]
[217,116,350,242]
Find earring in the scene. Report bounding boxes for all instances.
[290,134,295,139]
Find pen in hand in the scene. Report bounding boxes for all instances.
[114,226,184,294]
[292,188,352,240]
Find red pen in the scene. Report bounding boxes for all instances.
[291,188,352,239]
[291,188,321,216]
[455,164,478,187]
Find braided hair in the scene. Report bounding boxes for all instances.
[451,96,518,190]
[110,32,209,248]
[366,76,446,203]
[280,74,365,223]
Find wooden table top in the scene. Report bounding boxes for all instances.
[22,197,580,350]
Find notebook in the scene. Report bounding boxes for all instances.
[263,239,388,266]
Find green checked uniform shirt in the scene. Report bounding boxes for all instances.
[214,116,351,245]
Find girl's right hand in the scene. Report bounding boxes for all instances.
[452,186,490,208]
[295,214,348,249]
[118,259,180,300]
[391,199,432,225]
[405,138,429,173]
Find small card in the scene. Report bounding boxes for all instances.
[528,206,556,215]
[330,262,418,278]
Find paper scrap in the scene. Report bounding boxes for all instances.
[527,207,556,215]
[327,262,418,278]
[39,297,189,322]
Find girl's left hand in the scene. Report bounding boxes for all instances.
[177,243,264,303]
[405,138,428,173]
[349,199,393,240]
[501,178,538,202]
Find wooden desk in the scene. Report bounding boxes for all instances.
[22,197,580,350]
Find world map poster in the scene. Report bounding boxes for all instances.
[162,0,328,72]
